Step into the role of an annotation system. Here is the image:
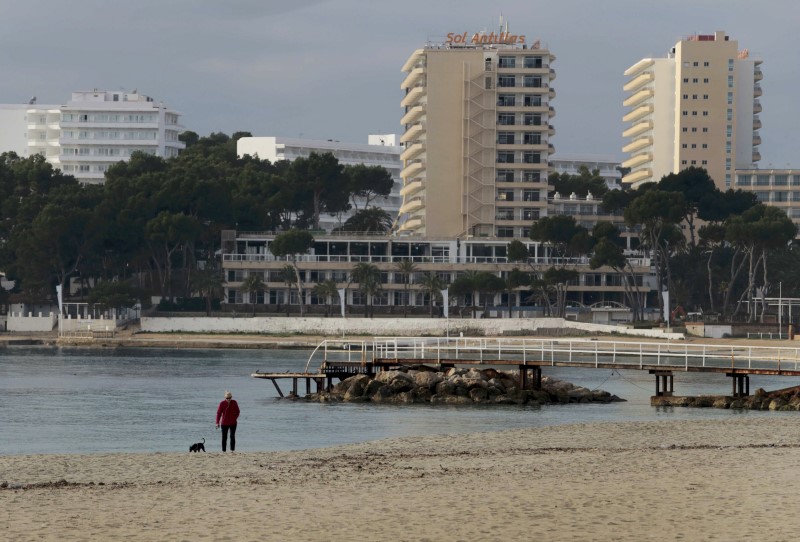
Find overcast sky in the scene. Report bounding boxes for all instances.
[3,0,799,165]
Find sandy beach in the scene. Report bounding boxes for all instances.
[2,417,800,541]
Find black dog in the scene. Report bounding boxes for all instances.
[189,438,206,452]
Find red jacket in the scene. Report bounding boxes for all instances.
[216,399,240,426]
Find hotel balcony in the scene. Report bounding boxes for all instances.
[400,105,425,126]
[621,153,652,170]
[754,68,763,81]
[622,104,653,123]
[400,178,424,197]
[622,136,652,154]
[623,88,654,108]
[400,122,426,144]
[624,59,655,78]
[398,196,424,215]
[400,142,424,161]
[753,85,762,97]
[398,215,424,233]
[753,101,762,113]
[753,134,762,146]
[752,117,762,130]
[753,151,761,162]
[622,168,652,185]
[401,49,425,72]
[623,120,652,138]
[400,86,425,108]
[623,71,654,93]
[401,160,425,179]
[401,67,425,90]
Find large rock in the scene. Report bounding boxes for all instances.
[469,387,488,402]
[342,374,371,401]
[413,371,444,390]
[430,394,473,405]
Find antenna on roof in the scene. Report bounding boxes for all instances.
[28,96,36,105]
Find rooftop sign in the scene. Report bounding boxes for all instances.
[446,31,528,46]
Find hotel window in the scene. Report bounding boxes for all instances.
[692,78,698,83]
[497,169,514,182]
[523,56,543,68]
[737,175,751,186]
[703,127,709,133]
[498,56,516,68]
[523,94,541,107]
[497,132,515,144]
[682,127,688,133]
[497,227,514,238]
[683,94,688,99]
[702,111,708,116]
[692,94,698,99]
[691,144,697,149]
[523,113,541,126]
[701,160,708,165]
[727,75,734,87]
[523,152,540,164]
[702,144,708,149]
[523,132,541,145]
[756,175,770,186]
[683,78,689,83]
[775,192,789,202]
[703,78,709,83]
[497,190,514,201]
[754,192,769,202]
[497,94,515,106]
[727,92,733,105]
[498,75,516,87]
[498,113,515,125]
[523,190,539,202]
[523,171,541,182]
[693,61,699,67]
[727,110,733,121]
[704,61,710,67]
[496,208,514,220]
[682,111,688,116]
[681,160,688,165]
[523,75,542,88]
[580,205,595,216]
[728,59,734,71]
[497,151,515,163]
[692,111,698,116]
[703,94,709,99]
[691,160,697,165]
[523,208,540,220]
[691,127,697,133]
[682,144,688,149]
[775,175,789,186]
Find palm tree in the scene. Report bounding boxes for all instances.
[394,259,417,317]
[352,262,382,318]
[191,264,224,316]
[419,271,444,317]
[504,268,531,318]
[281,264,298,315]
[313,279,339,317]
[240,272,265,315]
[474,272,505,318]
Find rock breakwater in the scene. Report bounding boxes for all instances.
[299,366,624,406]
[653,385,800,410]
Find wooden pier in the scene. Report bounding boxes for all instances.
[252,337,800,398]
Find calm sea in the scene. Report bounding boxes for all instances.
[1,346,798,455]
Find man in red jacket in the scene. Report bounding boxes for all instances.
[215,390,240,452]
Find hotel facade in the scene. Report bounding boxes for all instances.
[622,31,762,189]
[397,31,557,239]
[0,90,184,184]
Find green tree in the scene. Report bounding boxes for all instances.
[240,272,266,315]
[289,152,348,230]
[145,211,202,302]
[312,279,340,317]
[419,271,444,317]
[344,164,394,211]
[506,239,530,263]
[590,222,644,321]
[336,207,393,233]
[394,260,417,317]
[191,264,224,316]
[352,262,382,318]
[270,230,315,316]
[87,280,140,312]
[504,268,531,317]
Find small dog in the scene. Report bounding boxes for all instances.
[189,438,206,452]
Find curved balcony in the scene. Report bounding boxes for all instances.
[401,49,425,72]
[400,105,425,126]
[753,134,762,146]
[754,69,763,81]
[753,85,762,97]
[752,117,762,130]
[753,101,762,113]
[623,120,652,138]
[398,216,424,233]
[623,71,654,93]
[400,178,424,197]
[401,67,425,90]
[623,88,654,108]
[400,122,426,144]
[753,151,761,162]
[548,106,556,117]
[398,196,424,215]
[624,58,654,77]
[622,136,652,154]
[400,86,425,108]
[623,104,653,123]
[401,160,425,179]
[621,152,652,170]
[622,168,652,185]
[400,142,424,161]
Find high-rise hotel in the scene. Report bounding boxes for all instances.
[622,31,762,189]
[397,30,556,238]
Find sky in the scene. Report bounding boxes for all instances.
[2,0,800,165]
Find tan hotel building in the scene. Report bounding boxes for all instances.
[622,31,762,189]
[397,32,556,238]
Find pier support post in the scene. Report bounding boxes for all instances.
[518,366,542,391]
[650,370,674,397]
[727,373,750,397]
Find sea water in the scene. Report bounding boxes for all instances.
[1,346,798,455]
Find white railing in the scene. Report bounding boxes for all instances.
[305,337,800,374]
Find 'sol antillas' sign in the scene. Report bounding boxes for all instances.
[446,31,526,46]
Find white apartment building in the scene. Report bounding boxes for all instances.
[550,154,622,190]
[237,135,402,232]
[622,31,761,189]
[0,90,185,183]
[398,29,556,238]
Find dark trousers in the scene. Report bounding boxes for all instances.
[221,424,237,451]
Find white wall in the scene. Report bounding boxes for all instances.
[7,312,58,332]
[140,316,684,340]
